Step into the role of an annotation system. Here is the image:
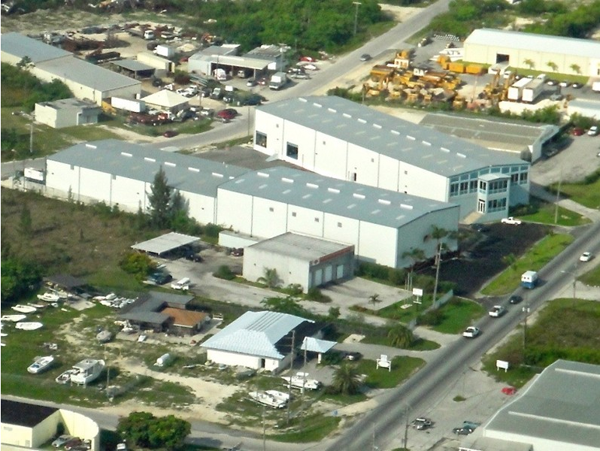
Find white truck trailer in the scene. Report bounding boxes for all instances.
[522,79,545,103]
[111,97,146,113]
[507,78,532,101]
[269,72,288,90]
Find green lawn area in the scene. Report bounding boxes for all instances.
[481,233,574,296]
[430,298,486,334]
[365,295,435,323]
[548,170,600,210]
[357,356,425,389]
[514,198,590,227]
[579,264,600,287]
[482,298,600,387]
[271,415,341,443]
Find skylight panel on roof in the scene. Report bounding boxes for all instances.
[259,183,268,189]
[407,135,415,141]
[371,209,381,215]
[188,167,200,172]
[378,199,391,205]
[358,118,367,124]
[347,204,356,209]
[353,193,365,199]
[299,97,307,102]
[121,152,132,157]
[85,144,97,149]
[396,215,406,220]
[257,172,269,177]
[457,153,466,158]
[302,194,312,199]
[391,130,400,135]
[212,172,223,177]
[422,141,431,146]
[328,108,337,113]
[282,177,294,183]
[283,189,291,194]
[306,183,319,189]
[145,157,156,162]
[323,199,332,204]
[343,113,352,118]
[165,162,176,167]
[400,204,414,210]
[313,102,322,108]
[373,124,382,129]
[234,178,245,184]
[328,188,340,193]
[441,147,450,152]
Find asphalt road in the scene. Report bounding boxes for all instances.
[328,219,600,451]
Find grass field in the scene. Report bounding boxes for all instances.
[514,198,590,227]
[481,233,574,296]
[579,264,600,287]
[548,171,600,210]
[430,298,486,334]
[482,298,600,387]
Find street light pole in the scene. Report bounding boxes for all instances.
[353,2,361,36]
[522,301,530,363]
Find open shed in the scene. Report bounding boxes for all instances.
[43,274,87,292]
[131,232,199,257]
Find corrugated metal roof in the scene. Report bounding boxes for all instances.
[219,166,458,229]
[248,233,353,261]
[112,59,155,72]
[48,140,249,198]
[257,96,526,177]
[1,32,71,63]
[302,337,337,353]
[465,28,600,60]
[37,57,140,92]
[484,360,600,447]
[131,232,199,255]
[201,311,311,359]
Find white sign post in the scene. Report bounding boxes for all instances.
[496,360,510,372]
[412,288,423,305]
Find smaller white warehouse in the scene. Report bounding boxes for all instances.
[201,311,324,372]
[567,99,600,120]
[243,232,355,292]
[35,98,101,129]
[464,29,600,78]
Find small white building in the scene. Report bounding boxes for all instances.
[188,44,241,76]
[464,29,600,78]
[44,140,248,223]
[217,166,460,269]
[201,311,324,372]
[480,360,600,451]
[35,98,101,129]
[141,90,189,114]
[253,96,529,224]
[243,232,355,292]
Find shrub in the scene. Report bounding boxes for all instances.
[214,265,235,280]
[306,287,332,303]
[119,252,156,281]
[283,283,303,296]
[417,309,445,326]
[203,223,223,238]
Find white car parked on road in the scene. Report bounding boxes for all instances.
[580,252,592,262]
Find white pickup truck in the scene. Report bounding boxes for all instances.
[501,217,522,225]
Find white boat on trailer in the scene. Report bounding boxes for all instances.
[56,369,77,384]
[282,372,321,391]
[70,359,105,385]
[16,322,43,331]
[37,292,61,302]
[28,356,55,374]
[248,390,288,409]
[12,304,37,314]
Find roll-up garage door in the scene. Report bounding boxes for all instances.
[324,266,333,283]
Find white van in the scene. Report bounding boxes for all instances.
[171,277,190,290]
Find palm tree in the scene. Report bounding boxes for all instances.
[387,323,413,348]
[368,293,381,307]
[570,64,581,75]
[402,248,425,291]
[523,59,535,70]
[330,364,362,395]
[257,268,280,288]
[428,226,458,303]
[546,61,558,73]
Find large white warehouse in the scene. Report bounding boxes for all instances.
[217,166,460,268]
[464,29,600,78]
[253,96,530,224]
[45,140,248,225]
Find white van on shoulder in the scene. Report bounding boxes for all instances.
[171,277,190,290]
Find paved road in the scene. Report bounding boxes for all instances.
[328,219,600,451]
[0,157,45,179]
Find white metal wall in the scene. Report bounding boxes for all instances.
[207,349,282,372]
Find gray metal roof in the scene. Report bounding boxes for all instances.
[192,54,271,70]
[219,166,458,229]
[257,96,526,177]
[419,113,558,152]
[484,360,600,448]
[112,59,155,72]
[1,32,71,63]
[37,57,140,92]
[249,232,353,262]
[202,311,311,359]
[37,97,99,111]
[131,232,199,255]
[48,139,249,197]
[465,28,600,60]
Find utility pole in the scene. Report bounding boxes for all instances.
[262,405,267,451]
[522,300,530,363]
[29,114,35,155]
[286,330,295,426]
[432,243,442,303]
[353,2,361,36]
[403,404,410,450]
[554,169,562,224]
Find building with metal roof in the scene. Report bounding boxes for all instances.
[567,99,600,120]
[202,311,324,372]
[242,232,355,292]
[1,32,71,65]
[217,166,459,268]
[464,29,600,78]
[141,90,189,113]
[253,96,530,223]
[419,113,559,162]
[1,33,141,105]
[482,360,600,450]
[45,139,249,224]
[35,98,101,129]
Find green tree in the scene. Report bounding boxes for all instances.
[147,166,172,228]
[1,257,41,305]
[16,56,33,70]
[117,412,190,450]
[329,363,362,395]
[523,58,535,70]
[387,323,413,348]
[261,295,310,317]
[368,293,381,307]
[328,306,341,320]
[117,411,155,448]
[214,265,236,280]
[427,226,458,303]
[257,267,281,288]
[402,247,425,290]
[119,251,157,281]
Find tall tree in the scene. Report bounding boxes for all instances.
[147,166,172,228]
[19,204,33,237]
[330,363,362,395]
[427,226,458,303]
[117,412,190,450]
[523,58,535,70]
[387,323,413,348]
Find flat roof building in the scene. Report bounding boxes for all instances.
[35,98,101,129]
[254,96,529,223]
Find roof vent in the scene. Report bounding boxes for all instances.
[371,209,381,215]
[400,204,414,210]
[188,167,200,172]
[144,157,156,162]
[353,193,365,199]
[422,141,431,146]
[407,135,416,141]
[85,144,97,149]
[259,183,267,189]
[347,204,357,209]
[257,171,269,178]
[121,152,132,157]
[302,194,312,199]
[441,147,450,153]
[212,172,224,178]
[391,130,400,135]
[282,177,294,183]
[457,153,466,158]
[328,108,337,113]
[164,162,175,167]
